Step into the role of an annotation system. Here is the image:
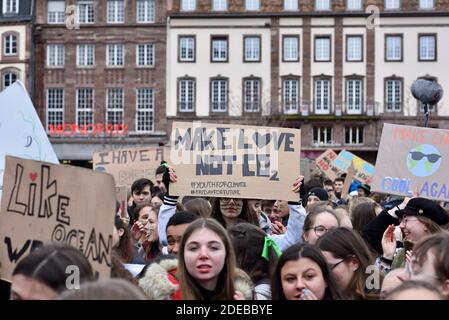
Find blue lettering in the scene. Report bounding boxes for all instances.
[430,182,439,198]
[381,177,392,191]
[438,184,448,199]
[420,182,430,197]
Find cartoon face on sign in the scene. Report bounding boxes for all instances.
[406,144,442,177]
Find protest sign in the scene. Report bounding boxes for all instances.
[372,123,449,201]
[0,81,59,202]
[0,156,115,281]
[315,149,342,180]
[169,122,301,201]
[332,150,375,185]
[93,146,169,188]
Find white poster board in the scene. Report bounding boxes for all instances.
[0,81,59,201]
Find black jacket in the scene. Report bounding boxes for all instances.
[362,208,399,255]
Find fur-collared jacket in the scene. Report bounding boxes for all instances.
[139,258,255,300]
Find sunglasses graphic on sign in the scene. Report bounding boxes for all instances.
[406,144,442,177]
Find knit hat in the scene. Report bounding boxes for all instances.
[396,197,449,226]
[307,187,329,201]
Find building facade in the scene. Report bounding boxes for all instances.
[34,0,168,165]
[166,0,449,164]
[0,0,34,93]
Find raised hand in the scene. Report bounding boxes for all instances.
[292,175,304,193]
[381,224,397,259]
[271,221,286,235]
[300,288,318,300]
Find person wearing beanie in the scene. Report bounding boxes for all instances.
[307,187,329,206]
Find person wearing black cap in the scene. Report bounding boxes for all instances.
[395,198,449,242]
[366,197,449,274]
[306,187,329,207]
[357,184,371,197]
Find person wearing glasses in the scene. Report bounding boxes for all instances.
[302,206,340,245]
[366,197,449,276]
[271,243,343,300]
[316,228,378,299]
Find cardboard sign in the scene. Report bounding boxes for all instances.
[0,81,59,202]
[169,122,301,201]
[92,146,169,188]
[332,150,375,185]
[0,156,116,281]
[315,149,342,180]
[371,123,449,201]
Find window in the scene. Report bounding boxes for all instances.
[76,88,94,127]
[136,44,154,66]
[419,35,436,61]
[347,0,362,10]
[179,36,195,62]
[346,36,362,61]
[107,44,124,66]
[2,0,19,14]
[419,0,434,9]
[345,126,364,145]
[283,78,299,114]
[178,78,195,112]
[243,78,260,112]
[47,44,65,67]
[315,36,331,62]
[136,88,154,132]
[244,36,261,62]
[385,78,402,112]
[211,36,228,62]
[47,88,64,130]
[78,1,95,23]
[284,0,298,10]
[106,88,124,125]
[3,34,17,55]
[314,79,331,114]
[283,36,299,62]
[385,35,402,61]
[212,0,227,11]
[315,0,331,10]
[211,79,228,112]
[107,0,124,23]
[77,44,95,67]
[137,0,155,22]
[181,0,196,11]
[245,0,260,10]
[346,79,363,114]
[48,1,65,23]
[2,72,17,89]
[384,0,400,10]
[313,127,332,145]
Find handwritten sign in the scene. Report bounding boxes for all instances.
[0,156,116,281]
[315,149,342,180]
[371,123,449,201]
[0,81,59,202]
[92,146,169,188]
[332,150,375,185]
[169,122,301,201]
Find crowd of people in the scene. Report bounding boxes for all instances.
[3,162,449,300]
